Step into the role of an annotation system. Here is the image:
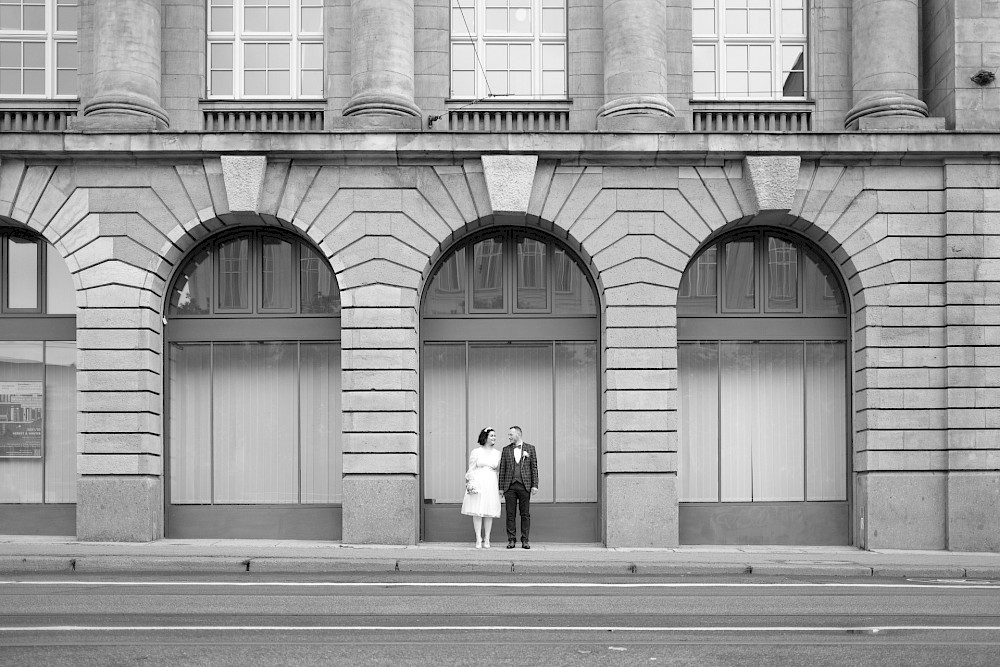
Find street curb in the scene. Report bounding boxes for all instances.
[871,566,968,578]
[635,563,754,576]
[0,556,74,573]
[73,556,250,573]
[248,558,399,573]
[962,567,1000,579]
[1,555,999,579]
[747,563,875,577]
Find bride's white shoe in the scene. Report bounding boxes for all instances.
[483,539,490,548]
[476,539,483,549]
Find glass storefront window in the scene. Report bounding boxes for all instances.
[472,236,504,311]
[170,341,341,505]
[425,251,466,316]
[299,245,339,314]
[723,238,755,311]
[218,236,250,311]
[169,231,340,317]
[516,237,547,310]
[0,230,76,516]
[421,229,600,542]
[679,232,845,317]
[427,232,596,318]
[766,236,798,311]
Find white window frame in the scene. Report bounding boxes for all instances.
[206,0,324,100]
[450,0,567,101]
[692,0,807,101]
[0,0,78,99]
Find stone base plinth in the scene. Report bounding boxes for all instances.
[858,116,946,131]
[597,115,688,133]
[948,472,1000,552]
[342,474,417,545]
[77,476,162,542]
[859,472,946,549]
[605,474,677,547]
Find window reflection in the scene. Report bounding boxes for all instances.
[552,247,595,315]
[766,236,798,311]
[261,236,293,310]
[7,236,39,310]
[170,247,213,315]
[426,231,596,317]
[170,232,339,317]
[472,236,504,310]
[724,239,755,311]
[218,236,250,311]
[680,233,844,316]
[678,246,718,314]
[426,250,466,315]
[516,237,547,310]
[299,245,339,314]
[804,247,845,314]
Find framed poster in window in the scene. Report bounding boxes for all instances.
[0,380,43,458]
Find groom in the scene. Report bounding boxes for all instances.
[498,426,538,549]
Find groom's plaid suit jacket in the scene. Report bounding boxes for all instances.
[498,442,539,492]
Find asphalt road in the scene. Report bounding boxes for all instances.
[3,572,1000,666]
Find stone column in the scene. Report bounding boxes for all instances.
[596,0,680,131]
[844,0,940,130]
[340,0,421,129]
[80,0,169,129]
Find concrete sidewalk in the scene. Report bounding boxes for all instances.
[3,536,1000,578]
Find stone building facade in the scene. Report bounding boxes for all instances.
[1,0,999,550]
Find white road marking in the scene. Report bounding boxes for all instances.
[2,580,1000,590]
[1,625,999,633]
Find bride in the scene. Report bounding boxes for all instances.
[460,427,502,548]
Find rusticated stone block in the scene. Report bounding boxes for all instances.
[77,476,162,542]
[606,474,677,547]
[342,474,418,545]
[859,472,946,549]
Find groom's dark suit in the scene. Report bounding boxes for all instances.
[498,442,539,546]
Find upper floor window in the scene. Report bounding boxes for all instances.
[207,0,324,99]
[692,0,806,100]
[450,0,566,100]
[0,0,78,98]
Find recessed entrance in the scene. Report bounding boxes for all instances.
[164,227,342,539]
[677,229,851,545]
[420,228,601,543]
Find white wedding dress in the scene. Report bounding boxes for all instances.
[460,446,502,518]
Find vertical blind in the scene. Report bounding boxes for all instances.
[423,341,597,504]
[169,341,342,504]
[679,340,846,503]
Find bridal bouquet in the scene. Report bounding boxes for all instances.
[466,480,479,494]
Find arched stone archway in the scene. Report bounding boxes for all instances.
[676,224,853,545]
[162,224,342,539]
[419,224,602,543]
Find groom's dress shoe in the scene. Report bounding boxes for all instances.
[506,540,516,549]
[521,541,530,549]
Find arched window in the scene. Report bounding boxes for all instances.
[165,228,341,539]
[421,228,600,542]
[0,228,76,535]
[677,229,850,545]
